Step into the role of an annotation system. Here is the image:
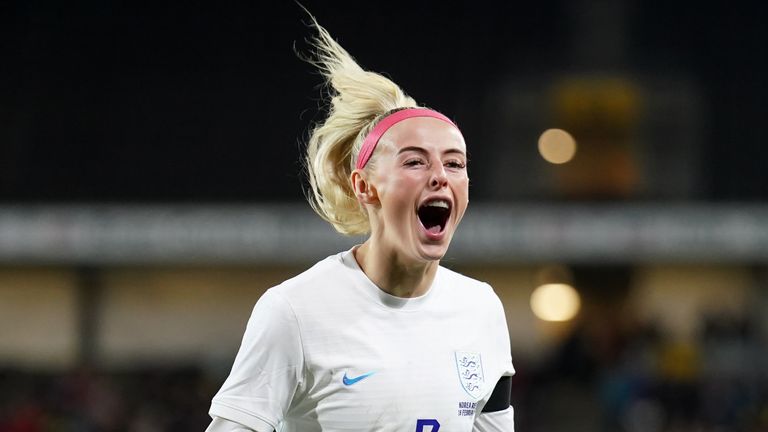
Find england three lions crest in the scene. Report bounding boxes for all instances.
[455,351,485,399]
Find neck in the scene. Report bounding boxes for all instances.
[354,241,438,298]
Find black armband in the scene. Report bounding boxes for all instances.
[481,376,511,413]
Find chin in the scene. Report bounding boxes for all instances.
[416,242,451,262]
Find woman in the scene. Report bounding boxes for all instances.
[206,17,515,432]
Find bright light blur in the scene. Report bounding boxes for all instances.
[530,283,581,322]
[538,128,577,164]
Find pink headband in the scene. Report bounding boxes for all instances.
[355,108,460,169]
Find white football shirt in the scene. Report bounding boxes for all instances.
[209,248,515,431]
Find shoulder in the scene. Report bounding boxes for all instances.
[246,252,350,336]
[437,265,504,310]
[438,265,497,297]
[269,250,350,301]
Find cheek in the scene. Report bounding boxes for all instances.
[454,175,469,195]
[388,171,423,191]
[455,178,470,211]
[379,174,419,207]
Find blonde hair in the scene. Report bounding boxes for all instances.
[302,18,419,235]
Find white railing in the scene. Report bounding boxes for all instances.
[0,203,766,264]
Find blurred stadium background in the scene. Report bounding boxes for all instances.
[1,1,767,431]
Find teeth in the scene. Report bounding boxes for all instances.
[424,200,449,209]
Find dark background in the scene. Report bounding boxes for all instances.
[1,1,766,203]
[2,4,768,431]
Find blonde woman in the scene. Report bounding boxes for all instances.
[206,17,515,432]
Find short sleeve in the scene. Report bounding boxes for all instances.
[473,284,515,431]
[473,406,515,432]
[209,289,304,430]
[488,283,515,378]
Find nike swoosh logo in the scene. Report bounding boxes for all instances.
[342,371,375,386]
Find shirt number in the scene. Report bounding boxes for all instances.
[416,419,440,432]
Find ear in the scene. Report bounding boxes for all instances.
[351,169,379,205]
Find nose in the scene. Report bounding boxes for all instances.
[429,163,448,189]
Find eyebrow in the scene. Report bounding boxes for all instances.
[396,146,467,157]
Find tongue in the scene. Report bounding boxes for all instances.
[426,225,441,234]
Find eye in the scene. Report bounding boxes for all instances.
[404,158,426,167]
[445,160,466,169]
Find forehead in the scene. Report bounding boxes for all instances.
[377,117,466,154]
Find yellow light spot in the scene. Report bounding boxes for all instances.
[530,283,581,322]
[538,128,577,164]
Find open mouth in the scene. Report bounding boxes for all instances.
[417,200,451,234]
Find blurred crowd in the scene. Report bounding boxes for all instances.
[0,368,213,431]
[1,313,766,432]
[515,313,768,432]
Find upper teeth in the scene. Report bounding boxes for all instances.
[425,200,449,209]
